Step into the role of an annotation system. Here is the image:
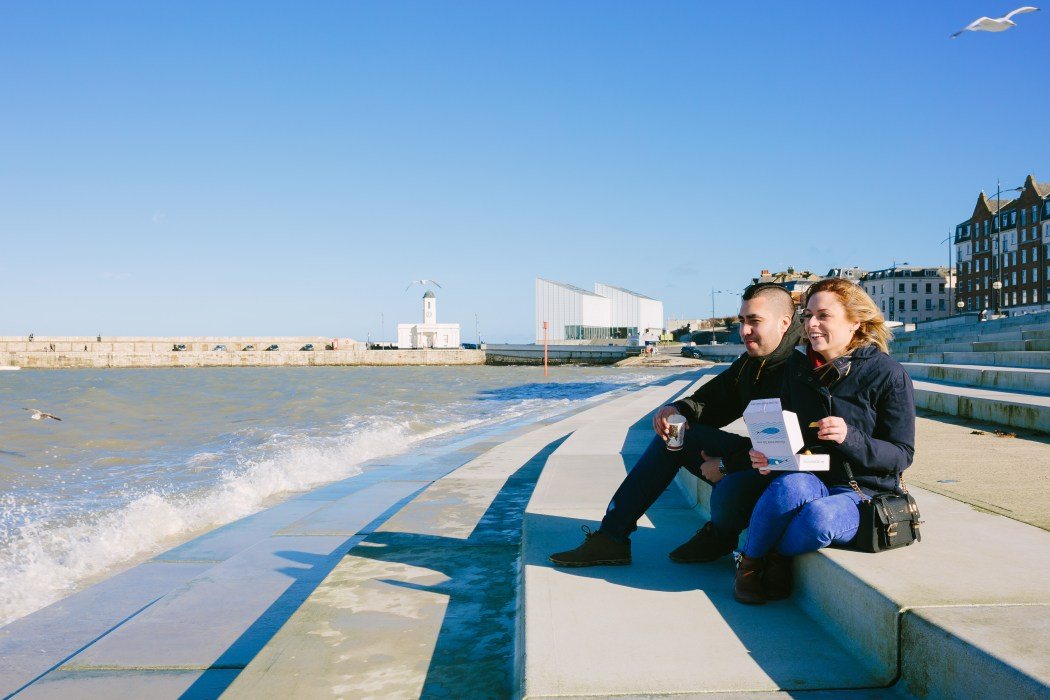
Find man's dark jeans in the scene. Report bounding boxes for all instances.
[599,423,771,543]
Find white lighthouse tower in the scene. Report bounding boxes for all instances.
[397,290,461,349]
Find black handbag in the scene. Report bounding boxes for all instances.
[843,463,922,553]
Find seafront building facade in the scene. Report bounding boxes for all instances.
[397,290,461,349]
[534,279,664,343]
[954,174,1050,315]
[860,266,954,324]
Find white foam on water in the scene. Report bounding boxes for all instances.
[0,369,664,627]
[0,418,467,627]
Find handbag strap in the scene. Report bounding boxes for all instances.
[840,462,871,503]
[843,461,909,499]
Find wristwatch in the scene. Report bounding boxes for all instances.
[717,458,727,477]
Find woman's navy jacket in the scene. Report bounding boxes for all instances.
[780,344,916,495]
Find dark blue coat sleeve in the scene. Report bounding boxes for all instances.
[836,365,915,474]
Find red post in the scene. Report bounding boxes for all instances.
[543,321,549,378]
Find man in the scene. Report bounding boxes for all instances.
[549,283,802,567]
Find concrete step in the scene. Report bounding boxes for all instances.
[896,351,1050,370]
[521,447,887,696]
[973,339,1050,352]
[910,379,1050,433]
[902,362,1050,395]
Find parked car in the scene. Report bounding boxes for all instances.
[264,344,280,351]
[241,344,255,351]
[680,346,703,358]
[211,344,228,351]
[460,342,479,350]
[172,344,187,351]
[299,343,314,351]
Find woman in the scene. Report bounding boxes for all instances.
[734,278,915,605]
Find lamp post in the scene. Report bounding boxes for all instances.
[710,288,734,327]
[940,232,955,315]
[990,182,1024,313]
[887,262,909,322]
[957,300,965,314]
[991,279,1003,316]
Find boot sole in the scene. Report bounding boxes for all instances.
[548,557,631,567]
[733,592,767,605]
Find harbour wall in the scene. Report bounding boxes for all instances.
[483,344,631,365]
[0,342,485,369]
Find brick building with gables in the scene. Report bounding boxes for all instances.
[954,174,1050,315]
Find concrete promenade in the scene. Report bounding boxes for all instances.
[2,368,1049,698]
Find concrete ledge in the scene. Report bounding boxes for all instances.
[901,605,1050,700]
[912,381,1050,433]
[902,362,1050,395]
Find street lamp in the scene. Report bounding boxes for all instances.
[940,232,955,314]
[710,288,735,327]
[887,262,909,322]
[957,300,965,313]
[990,181,1024,313]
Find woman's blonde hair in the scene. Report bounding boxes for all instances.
[803,278,891,354]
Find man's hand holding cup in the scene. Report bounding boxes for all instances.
[653,405,688,451]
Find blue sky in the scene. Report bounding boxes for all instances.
[2,1,1048,343]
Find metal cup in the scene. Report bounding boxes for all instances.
[665,414,687,451]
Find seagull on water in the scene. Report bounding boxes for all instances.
[404,279,442,293]
[23,408,62,421]
[951,6,1039,38]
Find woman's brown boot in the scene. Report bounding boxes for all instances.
[733,555,766,605]
[763,551,794,600]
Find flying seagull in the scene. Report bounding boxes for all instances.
[23,408,62,421]
[404,279,442,293]
[951,6,1039,38]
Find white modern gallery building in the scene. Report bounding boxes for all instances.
[534,279,664,343]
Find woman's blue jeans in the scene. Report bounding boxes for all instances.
[743,472,863,557]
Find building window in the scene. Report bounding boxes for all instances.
[939,299,945,310]
[1022,249,1028,264]
[898,300,905,311]
[911,283,918,293]
[898,283,904,293]
[925,283,931,293]
[925,299,932,310]
[1023,290,1028,304]
[910,300,918,310]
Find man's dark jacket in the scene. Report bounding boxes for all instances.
[779,345,915,495]
[672,317,803,472]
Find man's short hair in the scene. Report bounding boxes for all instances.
[741,282,795,318]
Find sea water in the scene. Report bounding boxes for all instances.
[0,365,672,627]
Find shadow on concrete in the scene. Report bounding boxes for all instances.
[339,434,570,698]
[178,486,428,700]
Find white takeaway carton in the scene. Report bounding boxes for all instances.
[743,398,830,471]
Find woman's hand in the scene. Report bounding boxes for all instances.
[813,416,848,444]
[749,449,771,475]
